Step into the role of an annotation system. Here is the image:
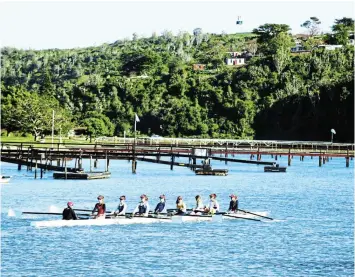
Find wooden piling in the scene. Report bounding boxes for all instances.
[18,164,21,170]
[225,145,228,165]
[30,148,34,170]
[171,155,175,170]
[64,157,67,179]
[34,161,37,179]
[132,159,137,174]
[346,149,350,167]
[275,155,278,161]
[90,155,92,172]
[288,149,291,166]
[319,155,322,167]
[94,159,98,168]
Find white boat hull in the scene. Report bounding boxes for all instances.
[30,211,269,227]
[31,216,171,227]
[0,178,11,184]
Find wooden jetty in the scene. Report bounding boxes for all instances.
[0,139,353,178]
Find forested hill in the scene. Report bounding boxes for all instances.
[1,20,354,142]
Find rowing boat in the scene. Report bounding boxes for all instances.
[31,216,172,228]
[0,176,11,184]
[30,211,269,227]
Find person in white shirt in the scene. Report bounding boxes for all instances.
[207,193,220,214]
[114,195,127,216]
[132,194,150,217]
[190,195,206,215]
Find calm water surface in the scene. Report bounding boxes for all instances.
[1,155,354,277]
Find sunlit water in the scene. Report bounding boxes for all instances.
[1,155,354,277]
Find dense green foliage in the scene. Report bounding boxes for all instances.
[1,18,354,142]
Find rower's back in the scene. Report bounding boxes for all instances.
[62,207,75,220]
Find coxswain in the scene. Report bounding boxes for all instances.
[114,195,127,216]
[154,195,167,214]
[175,196,187,215]
[227,194,239,213]
[206,193,220,214]
[190,195,205,215]
[132,194,150,217]
[91,195,106,219]
[62,202,78,220]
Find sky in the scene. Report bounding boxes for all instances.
[0,0,354,50]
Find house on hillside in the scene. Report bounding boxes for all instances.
[226,58,245,66]
[225,51,245,66]
[193,64,206,71]
[317,45,343,50]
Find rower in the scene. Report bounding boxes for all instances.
[132,194,150,217]
[227,194,239,213]
[91,195,106,219]
[114,195,127,216]
[154,194,167,214]
[206,193,219,214]
[62,202,78,220]
[190,195,205,215]
[175,196,187,215]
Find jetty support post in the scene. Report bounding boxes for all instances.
[346,149,350,168]
[34,161,37,179]
[105,151,109,172]
[64,156,67,179]
[225,144,228,165]
[90,155,93,172]
[288,149,291,166]
[30,148,34,171]
[171,154,175,170]
[132,160,137,174]
[319,155,322,167]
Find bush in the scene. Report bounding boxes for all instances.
[1,129,8,136]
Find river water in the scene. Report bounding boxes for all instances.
[1,155,354,277]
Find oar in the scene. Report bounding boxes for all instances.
[22,211,93,216]
[222,214,261,221]
[237,209,274,220]
[74,209,113,214]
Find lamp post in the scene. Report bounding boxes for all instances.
[51,110,55,148]
[331,129,336,143]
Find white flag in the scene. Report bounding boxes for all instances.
[135,113,140,122]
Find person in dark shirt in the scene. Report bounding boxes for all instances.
[154,195,167,214]
[62,202,78,220]
[228,194,239,213]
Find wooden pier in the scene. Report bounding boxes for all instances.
[0,139,353,179]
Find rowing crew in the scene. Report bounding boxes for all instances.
[62,193,239,220]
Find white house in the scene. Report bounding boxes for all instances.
[226,58,245,66]
[317,45,343,50]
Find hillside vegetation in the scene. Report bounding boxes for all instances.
[1,18,354,142]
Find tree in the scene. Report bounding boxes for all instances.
[1,86,72,140]
[246,40,258,55]
[270,33,293,74]
[301,17,321,36]
[81,111,114,142]
[252,24,291,55]
[193,28,202,37]
[331,17,355,45]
